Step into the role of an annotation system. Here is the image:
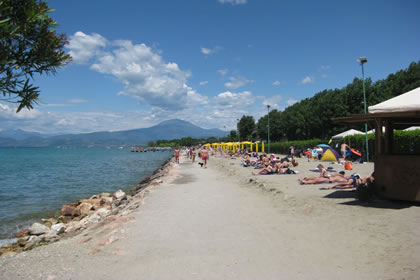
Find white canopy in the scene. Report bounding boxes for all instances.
[368,86,420,113]
[404,126,420,131]
[332,129,364,140]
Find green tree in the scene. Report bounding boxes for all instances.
[237,115,256,141]
[0,0,71,112]
[228,130,238,141]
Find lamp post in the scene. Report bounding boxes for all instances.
[358,56,369,162]
[267,104,271,154]
[236,118,240,142]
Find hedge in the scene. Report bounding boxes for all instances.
[267,129,420,160]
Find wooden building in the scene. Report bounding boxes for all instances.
[333,87,420,202]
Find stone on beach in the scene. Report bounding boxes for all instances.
[51,223,65,234]
[24,236,42,250]
[29,223,49,236]
[96,208,111,218]
[14,229,30,238]
[61,204,81,217]
[79,198,104,210]
[77,202,94,217]
[113,189,127,200]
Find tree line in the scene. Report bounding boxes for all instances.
[238,61,420,142]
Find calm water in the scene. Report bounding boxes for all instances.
[0,147,171,242]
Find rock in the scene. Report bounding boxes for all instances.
[79,198,104,210]
[57,215,73,224]
[101,192,112,197]
[51,223,65,234]
[113,189,127,200]
[42,230,58,242]
[96,208,111,218]
[87,213,101,223]
[29,223,49,236]
[77,203,94,216]
[61,204,81,217]
[24,236,42,250]
[17,237,28,247]
[14,229,30,238]
[64,220,84,233]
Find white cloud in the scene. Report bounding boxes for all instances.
[262,95,282,110]
[218,0,247,5]
[81,38,204,111]
[272,80,281,86]
[199,81,208,86]
[67,32,107,64]
[201,46,221,55]
[321,74,328,78]
[218,69,229,76]
[224,76,252,89]
[287,98,299,106]
[68,98,88,104]
[201,47,212,55]
[301,76,314,84]
[213,91,254,108]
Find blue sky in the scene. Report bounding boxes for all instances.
[1,0,419,134]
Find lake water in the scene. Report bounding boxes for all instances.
[0,147,171,244]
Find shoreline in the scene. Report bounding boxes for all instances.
[0,152,419,279]
[0,155,175,256]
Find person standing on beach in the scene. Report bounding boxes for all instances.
[290,145,295,159]
[192,148,196,163]
[174,148,180,164]
[201,147,209,168]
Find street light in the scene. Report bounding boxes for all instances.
[236,118,240,142]
[357,56,369,162]
[267,104,271,154]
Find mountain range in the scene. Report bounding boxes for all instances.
[0,119,227,147]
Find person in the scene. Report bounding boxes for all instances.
[252,164,277,175]
[290,145,295,158]
[299,171,347,185]
[276,159,298,169]
[312,147,318,161]
[201,147,209,168]
[192,148,196,163]
[185,147,190,159]
[341,143,350,160]
[328,173,375,189]
[317,147,323,160]
[174,147,180,164]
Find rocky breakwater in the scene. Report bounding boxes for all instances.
[0,159,174,257]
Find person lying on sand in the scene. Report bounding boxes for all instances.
[298,171,348,185]
[252,164,277,175]
[276,159,298,169]
[327,173,374,189]
[301,171,345,182]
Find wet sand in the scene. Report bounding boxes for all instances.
[1,153,419,279]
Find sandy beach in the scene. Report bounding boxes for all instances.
[1,152,419,279]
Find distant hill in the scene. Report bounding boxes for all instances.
[0,119,227,147]
[0,129,46,141]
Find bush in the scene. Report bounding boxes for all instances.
[269,139,327,155]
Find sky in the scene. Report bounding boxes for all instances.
[1,0,420,134]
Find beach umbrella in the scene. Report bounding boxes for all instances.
[316,144,331,148]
